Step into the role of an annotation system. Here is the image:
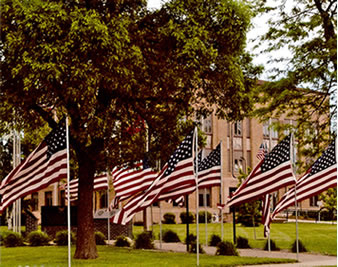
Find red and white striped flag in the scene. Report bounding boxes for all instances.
[256,143,268,161]
[111,129,196,225]
[0,120,67,213]
[110,161,158,208]
[227,135,296,207]
[271,140,337,219]
[261,194,271,238]
[198,143,221,189]
[62,173,109,201]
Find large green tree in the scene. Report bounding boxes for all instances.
[251,0,336,171]
[1,0,256,259]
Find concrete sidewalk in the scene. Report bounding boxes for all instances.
[153,241,337,266]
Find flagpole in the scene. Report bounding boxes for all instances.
[204,188,207,246]
[185,195,190,252]
[66,117,72,267]
[195,127,199,266]
[295,185,299,260]
[268,196,271,252]
[107,186,110,245]
[220,141,224,240]
[159,202,162,249]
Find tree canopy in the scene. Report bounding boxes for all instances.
[0,0,256,259]
[250,0,336,171]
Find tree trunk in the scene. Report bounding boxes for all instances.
[74,153,98,259]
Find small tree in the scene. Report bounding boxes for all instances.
[235,168,261,227]
[319,188,337,221]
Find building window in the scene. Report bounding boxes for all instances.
[199,188,211,207]
[202,116,212,134]
[44,191,53,206]
[99,190,108,209]
[310,195,319,207]
[234,158,243,173]
[263,121,270,137]
[234,121,242,136]
[31,192,39,211]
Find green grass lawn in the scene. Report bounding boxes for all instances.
[0,245,296,267]
[0,222,335,266]
[134,222,337,256]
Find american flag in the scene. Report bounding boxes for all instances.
[256,143,268,161]
[110,161,158,208]
[62,173,109,202]
[261,194,271,238]
[111,129,195,225]
[0,120,67,212]
[227,135,296,207]
[271,140,337,219]
[198,143,221,189]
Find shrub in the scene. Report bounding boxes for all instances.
[27,231,50,246]
[115,236,131,247]
[291,240,308,253]
[263,239,280,251]
[236,236,251,248]
[189,241,205,254]
[180,212,195,224]
[184,233,196,244]
[134,232,154,249]
[216,241,239,256]
[209,234,222,247]
[162,212,176,224]
[54,230,76,246]
[95,231,106,245]
[198,211,212,223]
[3,232,24,247]
[162,229,180,243]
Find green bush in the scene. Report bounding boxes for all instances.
[189,241,205,254]
[162,212,176,224]
[209,234,222,246]
[134,232,154,249]
[236,236,251,248]
[263,239,280,251]
[95,231,106,245]
[291,240,308,253]
[216,241,239,256]
[3,232,24,247]
[198,211,212,223]
[27,231,50,246]
[180,212,195,224]
[184,233,196,244]
[54,230,76,246]
[115,236,131,247]
[162,229,180,243]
